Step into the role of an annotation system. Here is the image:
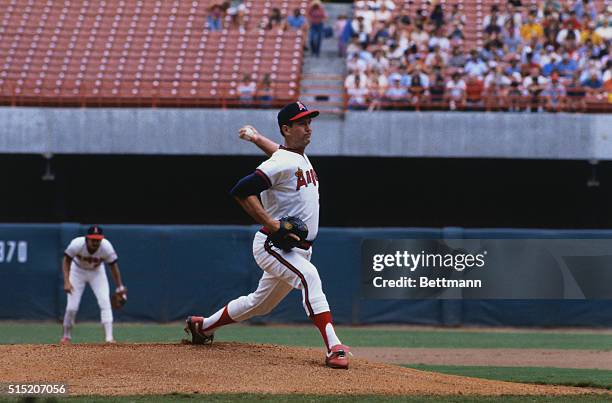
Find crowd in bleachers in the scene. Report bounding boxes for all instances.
[340,0,612,112]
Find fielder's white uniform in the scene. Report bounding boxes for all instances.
[64,237,118,324]
[225,146,330,321]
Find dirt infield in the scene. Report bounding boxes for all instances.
[354,348,612,370]
[0,343,608,396]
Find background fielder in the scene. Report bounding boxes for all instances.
[61,225,126,343]
[186,101,350,369]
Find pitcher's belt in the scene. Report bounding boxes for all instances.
[259,228,313,250]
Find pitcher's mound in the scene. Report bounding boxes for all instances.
[0,343,605,396]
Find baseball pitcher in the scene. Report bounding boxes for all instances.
[185,101,350,369]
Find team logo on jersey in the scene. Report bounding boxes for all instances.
[295,167,318,190]
[76,254,103,266]
[296,101,306,111]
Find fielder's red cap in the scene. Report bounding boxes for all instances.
[277,101,320,128]
[86,225,104,240]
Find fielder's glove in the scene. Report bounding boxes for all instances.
[111,286,128,310]
[268,216,309,251]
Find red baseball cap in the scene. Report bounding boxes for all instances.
[86,225,104,240]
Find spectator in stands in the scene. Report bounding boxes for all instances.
[542,71,566,111]
[503,18,522,53]
[448,45,466,68]
[256,73,273,107]
[484,64,511,110]
[603,60,612,83]
[602,73,612,103]
[543,0,561,14]
[483,5,504,35]
[521,12,544,41]
[505,54,522,75]
[556,20,581,46]
[207,4,224,31]
[353,16,371,47]
[573,0,597,22]
[581,69,603,95]
[580,21,604,46]
[465,74,485,107]
[507,75,525,111]
[335,14,349,57]
[449,4,466,27]
[595,19,612,41]
[345,69,367,92]
[507,2,523,26]
[430,1,445,29]
[369,49,390,73]
[565,72,587,111]
[227,3,247,32]
[446,71,466,110]
[411,23,430,48]
[306,0,328,57]
[579,57,602,78]
[347,52,367,73]
[429,73,446,104]
[345,36,361,59]
[384,76,408,106]
[407,69,428,106]
[425,45,448,70]
[542,10,561,40]
[429,27,450,53]
[367,69,387,111]
[237,73,256,104]
[523,67,548,111]
[485,63,512,90]
[448,21,466,43]
[520,44,543,72]
[346,73,369,110]
[564,9,583,29]
[261,8,284,30]
[481,36,504,61]
[375,3,393,24]
[372,21,392,44]
[414,5,429,27]
[555,52,579,77]
[287,8,306,31]
[464,49,488,77]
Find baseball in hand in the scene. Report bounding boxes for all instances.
[239,126,257,141]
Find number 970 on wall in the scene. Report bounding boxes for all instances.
[0,241,28,263]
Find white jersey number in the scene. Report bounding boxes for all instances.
[0,240,28,263]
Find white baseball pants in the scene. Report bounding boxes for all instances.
[65,263,113,323]
[227,232,330,321]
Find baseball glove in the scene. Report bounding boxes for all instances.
[111,286,128,310]
[268,216,308,251]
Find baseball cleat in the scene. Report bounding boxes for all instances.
[325,344,350,369]
[60,336,71,345]
[184,316,214,345]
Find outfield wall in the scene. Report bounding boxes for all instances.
[1,223,611,327]
[2,107,612,160]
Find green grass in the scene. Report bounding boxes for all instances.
[1,322,612,350]
[405,365,612,391]
[0,395,610,403]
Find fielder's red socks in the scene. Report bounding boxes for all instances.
[202,305,235,334]
[312,311,341,352]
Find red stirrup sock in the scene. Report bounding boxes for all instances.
[202,305,235,333]
[312,311,341,352]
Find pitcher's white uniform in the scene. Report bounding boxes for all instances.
[64,237,118,325]
[226,146,330,321]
